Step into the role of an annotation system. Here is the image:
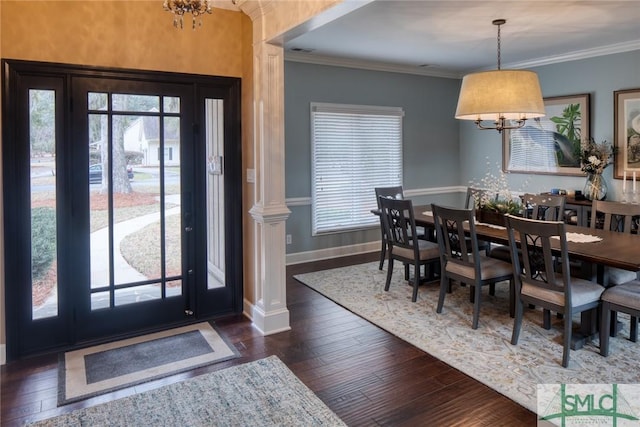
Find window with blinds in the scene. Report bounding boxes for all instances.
[311,102,403,235]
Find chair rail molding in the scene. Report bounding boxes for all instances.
[403,185,467,198]
[284,186,467,207]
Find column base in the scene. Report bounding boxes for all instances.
[248,300,291,335]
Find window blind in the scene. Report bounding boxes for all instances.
[311,102,403,234]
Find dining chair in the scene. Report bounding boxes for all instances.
[489,193,566,263]
[375,186,404,270]
[600,279,640,356]
[375,186,428,270]
[524,193,566,221]
[379,197,440,302]
[465,187,487,210]
[431,204,514,329]
[589,200,640,286]
[587,200,640,344]
[505,215,605,367]
[465,187,492,256]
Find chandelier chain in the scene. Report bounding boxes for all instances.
[496,21,502,70]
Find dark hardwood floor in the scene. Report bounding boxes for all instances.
[1,253,536,426]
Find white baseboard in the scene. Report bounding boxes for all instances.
[245,242,380,335]
[0,344,5,365]
[243,298,254,322]
[243,299,292,335]
[243,299,291,335]
[286,241,379,265]
[251,305,291,336]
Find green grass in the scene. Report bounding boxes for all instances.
[90,203,179,232]
[119,213,182,278]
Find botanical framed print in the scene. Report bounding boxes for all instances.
[502,94,590,176]
[613,88,640,179]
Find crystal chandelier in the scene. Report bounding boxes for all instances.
[455,19,545,133]
[163,0,213,30]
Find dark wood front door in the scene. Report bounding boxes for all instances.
[2,60,242,360]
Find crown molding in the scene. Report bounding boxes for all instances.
[504,39,640,70]
[285,40,640,77]
[284,51,462,79]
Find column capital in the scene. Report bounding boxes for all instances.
[249,203,291,223]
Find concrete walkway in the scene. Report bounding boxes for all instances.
[90,206,181,287]
[34,196,181,318]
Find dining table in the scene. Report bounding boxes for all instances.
[413,205,640,348]
[414,205,640,273]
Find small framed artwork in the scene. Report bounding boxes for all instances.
[502,94,590,176]
[613,88,640,179]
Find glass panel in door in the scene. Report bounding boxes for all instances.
[88,93,183,310]
[205,98,225,289]
[30,89,59,320]
[163,111,183,297]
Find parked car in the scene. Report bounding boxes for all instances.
[89,164,134,184]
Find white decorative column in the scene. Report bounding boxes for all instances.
[248,37,291,334]
[237,0,348,335]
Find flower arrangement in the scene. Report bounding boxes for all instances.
[483,198,522,215]
[469,160,528,215]
[580,138,615,175]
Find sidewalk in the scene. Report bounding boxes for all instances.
[34,197,181,318]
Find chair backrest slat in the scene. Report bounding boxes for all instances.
[522,193,566,221]
[465,187,487,210]
[590,199,640,233]
[505,215,570,298]
[375,186,404,209]
[432,204,479,275]
[379,197,417,255]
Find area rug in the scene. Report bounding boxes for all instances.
[294,262,640,412]
[34,356,345,426]
[59,322,239,405]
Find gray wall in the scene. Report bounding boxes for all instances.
[284,61,461,255]
[284,50,640,258]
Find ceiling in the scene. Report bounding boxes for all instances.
[282,0,640,78]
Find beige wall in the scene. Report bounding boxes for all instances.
[0,0,345,360]
[1,1,246,76]
[240,13,256,306]
[0,0,252,357]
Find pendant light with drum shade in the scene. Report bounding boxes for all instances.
[455,19,545,133]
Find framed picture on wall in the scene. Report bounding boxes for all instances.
[613,88,640,179]
[502,94,590,176]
